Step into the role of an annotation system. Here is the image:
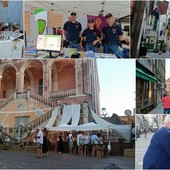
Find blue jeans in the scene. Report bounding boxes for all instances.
[163,108,170,114]
[85,44,99,53]
[69,41,79,51]
[103,44,118,56]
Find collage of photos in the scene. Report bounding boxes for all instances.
[0,0,170,170]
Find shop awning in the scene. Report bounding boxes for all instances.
[136,67,158,83]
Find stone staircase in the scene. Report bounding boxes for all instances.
[0,91,57,110]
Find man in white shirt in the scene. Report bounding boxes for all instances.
[68,132,73,153]
[77,131,84,155]
[36,128,43,158]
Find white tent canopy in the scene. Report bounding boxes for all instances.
[48,104,131,141]
[25,1,130,20]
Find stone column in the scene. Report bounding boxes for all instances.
[75,60,83,95]
[43,61,49,98]
[16,71,24,92]
[82,101,89,124]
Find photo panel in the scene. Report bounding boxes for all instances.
[131,1,170,58]
[0,0,24,59]
[0,59,135,169]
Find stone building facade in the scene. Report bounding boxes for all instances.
[0,59,100,128]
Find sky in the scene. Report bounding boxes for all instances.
[166,59,170,79]
[97,59,136,116]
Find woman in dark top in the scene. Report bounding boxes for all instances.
[80,18,101,53]
[143,115,170,169]
[42,128,48,155]
[58,136,64,153]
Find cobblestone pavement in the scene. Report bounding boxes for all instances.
[135,133,154,170]
[0,151,135,169]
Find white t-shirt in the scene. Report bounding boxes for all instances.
[37,130,43,144]
[77,134,84,146]
[68,133,73,142]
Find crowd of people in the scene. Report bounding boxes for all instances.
[62,12,129,56]
[34,129,106,158]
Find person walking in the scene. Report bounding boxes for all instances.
[67,132,73,153]
[35,128,43,158]
[80,18,101,52]
[42,128,48,156]
[102,13,123,55]
[63,12,82,50]
[143,115,170,169]
[160,93,170,114]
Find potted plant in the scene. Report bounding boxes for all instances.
[162,42,168,53]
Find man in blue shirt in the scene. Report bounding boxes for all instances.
[63,12,82,50]
[143,115,170,169]
[102,13,123,56]
[91,133,100,144]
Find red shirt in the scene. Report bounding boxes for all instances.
[161,96,170,108]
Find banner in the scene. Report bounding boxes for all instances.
[34,9,48,35]
[87,15,106,32]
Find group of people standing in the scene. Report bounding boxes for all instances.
[63,12,123,55]
[66,131,104,155]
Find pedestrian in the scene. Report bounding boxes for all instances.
[160,93,170,114]
[143,128,147,138]
[143,115,170,169]
[58,135,64,154]
[63,12,82,50]
[35,128,43,158]
[77,131,84,155]
[67,132,73,153]
[102,13,123,55]
[80,18,101,52]
[42,128,48,156]
[90,133,100,144]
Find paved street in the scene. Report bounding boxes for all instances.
[0,151,135,169]
[135,133,154,169]
[146,52,170,58]
[148,103,163,114]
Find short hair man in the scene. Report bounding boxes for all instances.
[102,13,123,56]
[36,128,43,158]
[63,12,82,50]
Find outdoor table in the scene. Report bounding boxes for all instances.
[0,39,24,58]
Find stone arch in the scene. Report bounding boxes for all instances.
[0,64,17,98]
[19,60,44,94]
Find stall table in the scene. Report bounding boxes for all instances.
[0,39,24,58]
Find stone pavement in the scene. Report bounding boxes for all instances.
[147,103,163,114]
[0,150,135,169]
[135,133,154,169]
[146,52,170,58]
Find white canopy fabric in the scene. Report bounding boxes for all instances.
[49,105,131,140]
[45,107,59,129]
[58,104,80,126]
[25,1,130,20]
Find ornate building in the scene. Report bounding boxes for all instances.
[0,59,100,129]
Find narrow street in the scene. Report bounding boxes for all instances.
[146,52,170,58]
[135,133,154,169]
[148,103,163,114]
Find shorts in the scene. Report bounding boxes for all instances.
[36,142,43,149]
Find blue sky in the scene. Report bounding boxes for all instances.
[97,59,136,116]
[166,59,170,79]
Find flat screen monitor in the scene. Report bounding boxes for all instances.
[36,34,61,52]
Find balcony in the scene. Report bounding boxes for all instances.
[50,89,76,98]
